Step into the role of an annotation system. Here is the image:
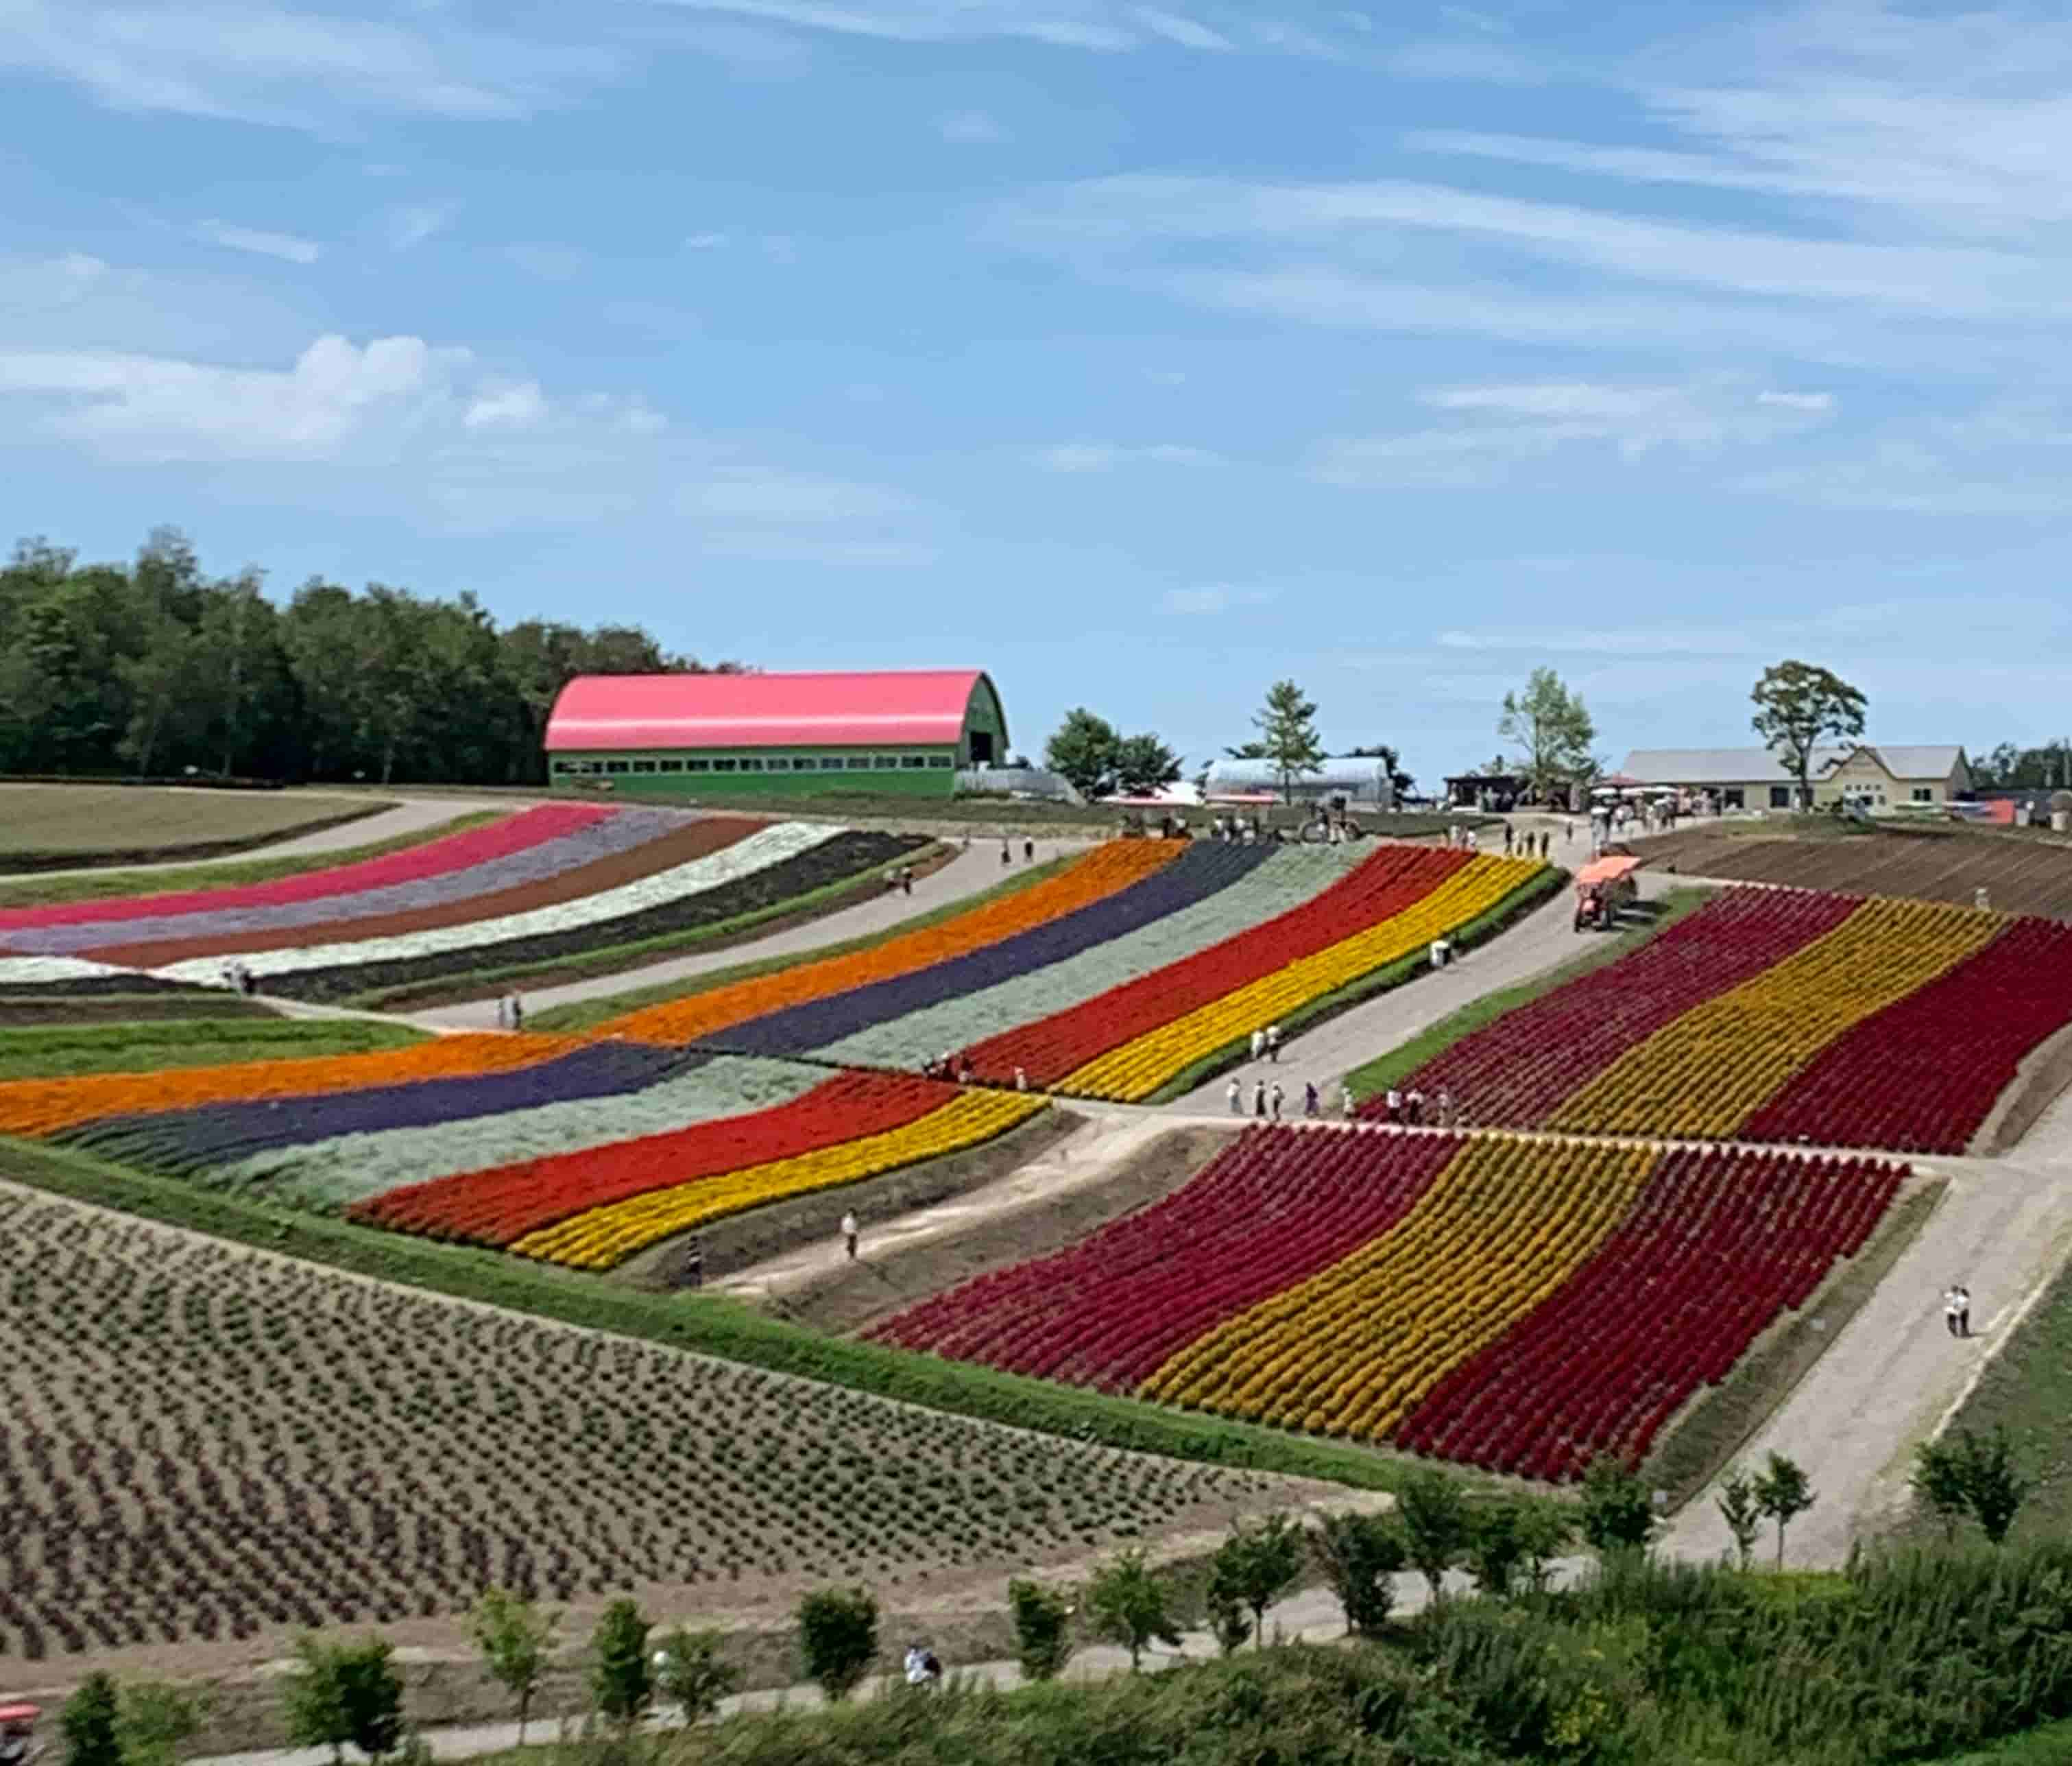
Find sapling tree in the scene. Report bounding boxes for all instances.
[652,1627,740,1723]
[62,1673,121,1766]
[1467,1502,1530,1599]
[1753,1453,1816,1568]
[1007,1579,1076,1682]
[1310,1511,1406,1636]
[1716,1466,1766,1570]
[284,1636,403,1765]
[469,1586,557,1743]
[1910,1440,1971,1545]
[115,1682,210,1766]
[795,1587,879,1702]
[1953,1426,2032,1545]
[1580,1457,1660,1560]
[1396,1470,1473,1603]
[1513,1500,1575,1595]
[1085,1547,1181,1672]
[588,1600,653,1735]
[1209,1514,1306,1649]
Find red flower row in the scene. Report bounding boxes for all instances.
[352,1069,952,1247]
[1739,916,2072,1154]
[963,846,1473,1086]
[1392,1145,1903,1481]
[870,1126,1454,1388]
[0,804,609,931]
[1360,889,1859,1129]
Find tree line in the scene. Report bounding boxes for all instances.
[0,531,735,787]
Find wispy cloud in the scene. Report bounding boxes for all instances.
[503,242,587,281]
[385,201,457,251]
[194,219,322,264]
[1035,440,1218,471]
[1133,6,1230,50]
[937,109,1007,143]
[1164,584,1274,615]
[682,232,730,250]
[0,1,618,130]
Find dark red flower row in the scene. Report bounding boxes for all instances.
[1392,1145,1903,1481]
[1360,889,1860,1129]
[1739,916,2072,1154]
[869,1125,1456,1389]
[963,845,1474,1087]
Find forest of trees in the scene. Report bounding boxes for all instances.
[0,532,736,787]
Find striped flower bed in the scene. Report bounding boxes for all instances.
[11,809,687,955]
[814,845,1366,1070]
[1363,886,2072,1152]
[0,804,606,935]
[874,1125,1903,1479]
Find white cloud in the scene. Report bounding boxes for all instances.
[385,201,457,251]
[503,243,587,281]
[1163,585,1273,615]
[937,109,1008,143]
[195,219,322,264]
[0,1,617,130]
[1758,390,1833,411]
[682,232,730,250]
[1133,7,1230,50]
[462,381,548,431]
[1035,440,1217,471]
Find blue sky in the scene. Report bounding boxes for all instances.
[5,0,2071,788]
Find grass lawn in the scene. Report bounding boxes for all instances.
[526,849,1075,1032]
[0,785,393,869]
[0,811,503,907]
[1340,885,1715,1100]
[0,1017,427,1081]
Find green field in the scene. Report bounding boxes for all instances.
[0,785,392,870]
[0,1018,427,1081]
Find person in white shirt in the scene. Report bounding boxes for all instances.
[1227,1077,1242,1116]
[1266,1024,1282,1062]
[1429,935,1451,969]
[1384,1086,1402,1123]
[1340,1084,1356,1120]
[1250,1029,1266,1062]
[841,1210,859,1261]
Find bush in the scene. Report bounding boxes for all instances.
[282,1636,404,1764]
[469,1587,557,1743]
[1007,1579,1076,1682]
[60,1673,121,1766]
[1310,1511,1406,1637]
[1209,1514,1305,1648]
[113,1682,209,1766]
[588,1600,653,1733]
[653,1627,742,1723]
[1085,1547,1181,1673]
[795,1586,880,1703]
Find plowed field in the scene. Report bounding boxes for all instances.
[1628,823,2072,917]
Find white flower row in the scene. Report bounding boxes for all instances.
[150,821,841,986]
[0,955,140,986]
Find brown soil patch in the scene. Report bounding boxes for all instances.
[1628,822,2072,917]
[83,818,765,966]
[775,1126,1231,1336]
[617,1104,1085,1291]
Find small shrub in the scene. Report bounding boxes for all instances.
[588,1600,653,1733]
[1580,1456,1659,1559]
[1084,1547,1180,1672]
[1209,1514,1305,1647]
[114,1682,210,1766]
[1752,1452,1816,1567]
[469,1587,558,1743]
[1715,1465,1764,1569]
[1007,1579,1076,1682]
[62,1673,121,1766]
[795,1586,879,1702]
[653,1627,741,1723]
[1396,1470,1471,1601]
[1310,1511,1406,1636]
[282,1637,404,1764]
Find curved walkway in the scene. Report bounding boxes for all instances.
[405,839,1078,1031]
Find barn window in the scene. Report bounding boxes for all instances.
[605,759,629,774]
[658,759,683,772]
[712,759,738,773]
[631,759,657,774]
[684,759,710,772]
[902,754,929,769]
[927,754,954,769]
[873,755,901,770]
[845,756,874,770]
[740,756,764,772]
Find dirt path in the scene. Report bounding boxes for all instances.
[1159,866,1658,1114]
[405,840,1070,1031]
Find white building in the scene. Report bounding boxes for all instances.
[1619,745,1972,813]
[1202,756,1399,807]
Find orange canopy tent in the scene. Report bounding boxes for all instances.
[1575,855,1645,887]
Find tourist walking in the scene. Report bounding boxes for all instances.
[1955,1285,1973,1338]
[496,994,510,1030]
[1251,1028,1266,1062]
[509,992,524,1031]
[1227,1077,1242,1116]
[1943,1285,1966,1337]
[1266,1023,1282,1062]
[1504,824,1514,855]
[1404,1086,1425,1126]
[1024,838,1035,863]
[841,1210,860,1261]
[1384,1086,1402,1124]
[1270,1081,1285,1121]
[1253,1079,1268,1119]
[901,866,913,896]
[1014,1066,1028,1092]
[1303,1080,1320,1119]
[1340,1084,1355,1120]
[1539,830,1551,859]
[1436,1088,1454,1129]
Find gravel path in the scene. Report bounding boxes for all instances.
[1159,868,1654,1114]
[405,841,1076,1031]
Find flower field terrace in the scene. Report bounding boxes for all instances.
[875,1124,1907,1480]
[1361,885,2072,1153]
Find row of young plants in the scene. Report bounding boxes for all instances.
[876,1126,1904,1477]
[1364,885,2072,1154]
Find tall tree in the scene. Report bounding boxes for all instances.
[1246,678,1325,803]
[1044,708,1122,800]
[1498,667,1596,799]
[1112,732,1183,798]
[1749,660,1868,809]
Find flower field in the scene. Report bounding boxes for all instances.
[0,835,1554,1282]
[1360,885,2072,1152]
[0,1186,1275,1658]
[874,1124,1905,1479]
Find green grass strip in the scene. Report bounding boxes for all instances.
[525,850,1078,1033]
[0,811,505,909]
[347,842,958,1014]
[1341,883,1717,1101]
[1139,863,1569,1106]
[0,1133,1410,1493]
[0,1018,426,1082]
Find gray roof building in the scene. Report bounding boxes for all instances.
[1620,745,1966,785]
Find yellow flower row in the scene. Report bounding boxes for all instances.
[1141,1134,1653,1442]
[1057,855,1544,1103]
[509,1090,1048,1270]
[1548,896,2003,1140]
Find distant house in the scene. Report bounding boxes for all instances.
[1203,756,1397,807]
[1619,745,1972,813]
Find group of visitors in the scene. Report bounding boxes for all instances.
[1248,1025,1284,1062]
[1377,1085,1460,1128]
[1000,838,1036,866]
[216,958,258,996]
[887,864,918,896]
[1943,1283,1973,1338]
[1502,825,1554,859]
[922,1051,977,1084]
[1225,1074,1358,1121]
[494,992,526,1031]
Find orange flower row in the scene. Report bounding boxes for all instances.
[0,1033,577,1138]
[598,839,1180,1047]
